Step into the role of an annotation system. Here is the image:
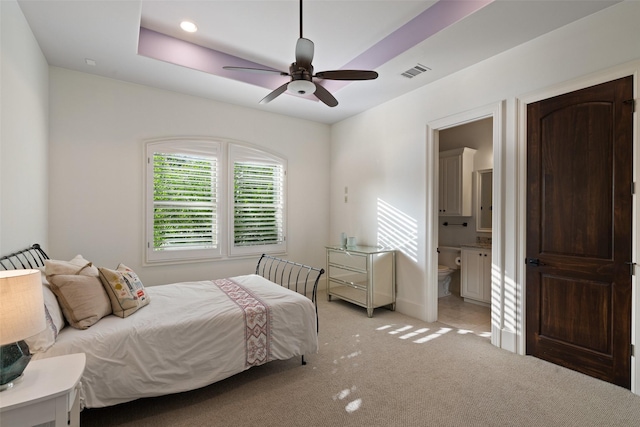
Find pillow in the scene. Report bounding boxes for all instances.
[24,284,65,353]
[39,271,66,331]
[45,254,99,277]
[46,255,112,329]
[98,264,150,318]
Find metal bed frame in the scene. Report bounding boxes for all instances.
[0,243,49,270]
[256,253,324,332]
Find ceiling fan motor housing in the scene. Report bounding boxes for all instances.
[288,63,315,95]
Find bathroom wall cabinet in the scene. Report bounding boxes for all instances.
[476,168,493,232]
[461,247,491,304]
[439,147,476,216]
[326,245,395,317]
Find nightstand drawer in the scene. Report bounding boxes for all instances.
[328,250,367,271]
[328,264,367,288]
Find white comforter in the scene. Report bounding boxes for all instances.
[33,274,318,408]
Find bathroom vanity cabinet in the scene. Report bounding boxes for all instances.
[461,246,491,304]
[326,245,395,317]
[439,147,476,216]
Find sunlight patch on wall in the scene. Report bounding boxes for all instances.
[503,270,518,332]
[491,264,502,331]
[377,198,418,261]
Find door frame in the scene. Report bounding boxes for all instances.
[517,61,639,394]
[425,100,506,348]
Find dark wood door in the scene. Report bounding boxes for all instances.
[526,76,634,388]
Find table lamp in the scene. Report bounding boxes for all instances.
[0,269,46,391]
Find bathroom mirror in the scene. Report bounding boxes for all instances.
[476,169,493,232]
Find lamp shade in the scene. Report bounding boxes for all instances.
[0,269,46,345]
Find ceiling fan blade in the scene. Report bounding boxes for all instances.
[313,83,338,107]
[295,38,314,66]
[314,70,378,81]
[259,82,290,105]
[223,66,288,76]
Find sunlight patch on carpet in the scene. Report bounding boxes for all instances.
[332,386,362,413]
[399,327,430,339]
[345,398,362,413]
[377,322,490,342]
[389,325,413,334]
[413,327,452,343]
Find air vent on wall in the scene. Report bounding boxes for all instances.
[401,63,431,78]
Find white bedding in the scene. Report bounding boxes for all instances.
[33,274,318,408]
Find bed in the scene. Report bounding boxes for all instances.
[0,244,324,408]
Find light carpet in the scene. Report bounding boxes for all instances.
[81,293,640,426]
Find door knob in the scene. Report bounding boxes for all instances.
[526,258,545,266]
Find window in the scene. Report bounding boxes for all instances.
[146,139,286,263]
[230,144,286,256]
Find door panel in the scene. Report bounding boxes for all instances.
[526,76,633,388]
[539,102,613,259]
[540,275,610,353]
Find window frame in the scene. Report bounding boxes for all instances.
[145,138,287,265]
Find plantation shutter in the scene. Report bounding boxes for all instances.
[230,145,286,256]
[154,153,217,249]
[146,140,221,263]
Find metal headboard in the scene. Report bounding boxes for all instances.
[0,243,49,270]
[256,254,324,332]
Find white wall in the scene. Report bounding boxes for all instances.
[330,1,640,322]
[0,0,49,255]
[48,68,331,286]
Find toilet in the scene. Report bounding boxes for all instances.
[437,246,461,298]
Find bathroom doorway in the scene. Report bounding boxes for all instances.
[436,118,493,335]
[426,101,504,346]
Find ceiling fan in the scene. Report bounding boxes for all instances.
[223,0,378,107]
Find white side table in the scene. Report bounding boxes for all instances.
[0,353,85,427]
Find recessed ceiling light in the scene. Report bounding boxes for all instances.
[180,21,197,33]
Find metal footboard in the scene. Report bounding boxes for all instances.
[255,253,324,334]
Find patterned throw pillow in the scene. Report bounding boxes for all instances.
[98,264,150,318]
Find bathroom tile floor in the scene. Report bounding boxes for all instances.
[438,292,491,337]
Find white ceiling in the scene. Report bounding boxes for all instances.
[17,0,621,124]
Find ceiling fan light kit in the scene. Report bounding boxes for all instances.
[288,80,316,95]
[223,0,378,107]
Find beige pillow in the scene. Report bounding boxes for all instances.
[98,264,150,318]
[45,255,112,329]
[45,254,99,277]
